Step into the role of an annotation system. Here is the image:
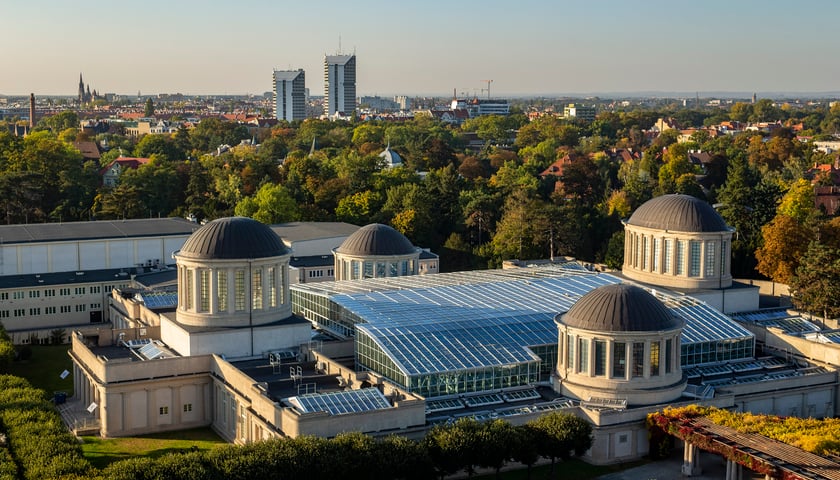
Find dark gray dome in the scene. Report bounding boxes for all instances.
[560,284,681,332]
[626,194,729,232]
[335,224,416,256]
[179,217,289,260]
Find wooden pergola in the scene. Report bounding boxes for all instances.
[650,414,840,480]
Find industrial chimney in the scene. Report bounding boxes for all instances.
[29,93,35,129]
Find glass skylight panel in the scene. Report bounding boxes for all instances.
[138,341,170,360]
[137,292,178,309]
[290,388,391,415]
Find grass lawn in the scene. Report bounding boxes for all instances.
[477,458,648,479]
[6,344,74,398]
[80,427,227,470]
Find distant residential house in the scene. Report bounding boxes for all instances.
[425,109,470,124]
[125,120,180,137]
[100,156,151,187]
[677,127,720,143]
[73,141,101,162]
[539,154,575,179]
[605,148,641,163]
[651,117,681,134]
[712,121,745,135]
[815,186,840,215]
[539,153,584,193]
[745,121,783,133]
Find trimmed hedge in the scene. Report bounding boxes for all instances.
[0,375,96,480]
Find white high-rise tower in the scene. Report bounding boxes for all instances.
[323,54,356,118]
[272,69,306,122]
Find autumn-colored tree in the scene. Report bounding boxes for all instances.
[789,241,840,323]
[755,214,814,284]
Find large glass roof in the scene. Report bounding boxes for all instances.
[295,265,754,378]
[287,388,391,415]
[137,291,178,309]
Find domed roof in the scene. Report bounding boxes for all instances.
[626,194,729,232]
[178,217,289,260]
[335,224,416,256]
[561,284,681,332]
[379,146,403,167]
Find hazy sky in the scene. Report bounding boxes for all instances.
[3,0,839,97]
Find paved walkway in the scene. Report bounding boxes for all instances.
[596,450,763,480]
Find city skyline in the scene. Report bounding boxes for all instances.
[3,0,840,97]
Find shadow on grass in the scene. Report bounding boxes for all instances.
[81,427,225,470]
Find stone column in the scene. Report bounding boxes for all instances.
[682,442,702,476]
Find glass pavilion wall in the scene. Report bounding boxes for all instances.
[356,330,542,398]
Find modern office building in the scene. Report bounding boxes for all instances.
[272,69,306,122]
[323,54,356,118]
[564,103,596,122]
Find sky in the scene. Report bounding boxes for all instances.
[3,0,840,97]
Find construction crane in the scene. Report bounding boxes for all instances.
[480,79,493,100]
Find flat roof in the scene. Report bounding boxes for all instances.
[0,267,135,289]
[0,218,198,245]
[290,255,333,268]
[270,222,358,244]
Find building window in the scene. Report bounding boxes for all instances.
[29,308,40,315]
[76,304,86,312]
[159,406,169,415]
[13,291,24,300]
[90,303,101,309]
[577,337,589,374]
[268,267,277,308]
[566,335,575,370]
[252,268,263,310]
[721,240,727,275]
[75,287,86,295]
[389,262,398,276]
[650,341,660,376]
[60,305,71,313]
[0,310,7,318]
[351,261,360,280]
[45,307,55,315]
[44,289,55,297]
[665,338,673,374]
[594,340,606,376]
[641,236,648,270]
[199,269,210,312]
[90,286,101,294]
[29,290,40,298]
[705,241,716,277]
[632,342,645,378]
[234,270,245,311]
[217,270,228,311]
[60,288,70,296]
[14,309,24,317]
[401,260,409,276]
[183,403,192,412]
[676,240,686,275]
[662,238,674,273]
[327,268,334,277]
[185,269,194,310]
[363,261,373,278]
[653,238,661,272]
[689,241,701,277]
[613,342,626,378]
[0,292,7,300]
